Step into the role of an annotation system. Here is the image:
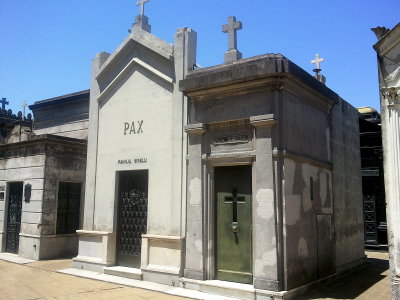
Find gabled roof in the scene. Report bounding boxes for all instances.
[95,29,175,103]
[96,29,174,80]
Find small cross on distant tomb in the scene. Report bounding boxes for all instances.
[311,54,324,71]
[1,97,9,110]
[311,54,326,84]
[136,0,149,16]
[21,100,27,119]
[222,16,242,51]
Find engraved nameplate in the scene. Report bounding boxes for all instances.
[212,135,250,146]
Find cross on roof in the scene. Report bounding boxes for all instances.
[222,16,242,51]
[0,97,9,110]
[136,0,149,16]
[21,100,27,119]
[311,54,324,70]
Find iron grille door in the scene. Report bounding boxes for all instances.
[6,182,23,253]
[56,182,81,234]
[364,195,378,245]
[117,170,148,267]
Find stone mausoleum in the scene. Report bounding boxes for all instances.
[0,90,89,260]
[71,3,365,299]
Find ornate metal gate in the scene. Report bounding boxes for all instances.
[117,171,148,267]
[6,182,23,253]
[364,195,378,245]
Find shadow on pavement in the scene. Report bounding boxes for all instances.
[297,256,389,299]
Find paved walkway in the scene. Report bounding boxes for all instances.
[0,259,187,300]
[299,251,390,300]
[0,251,391,300]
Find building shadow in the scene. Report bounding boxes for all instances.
[297,253,389,299]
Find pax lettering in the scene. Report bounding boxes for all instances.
[124,121,144,135]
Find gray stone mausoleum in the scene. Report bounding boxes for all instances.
[0,91,89,260]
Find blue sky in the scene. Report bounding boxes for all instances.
[0,0,399,114]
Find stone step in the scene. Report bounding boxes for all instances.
[103,266,142,280]
[180,278,288,300]
[181,279,255,300]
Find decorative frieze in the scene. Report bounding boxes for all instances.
[212,134,249,146]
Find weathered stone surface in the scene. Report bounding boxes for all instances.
[181,47,363,296]
[373,22,400,299]
[180,54,339,104]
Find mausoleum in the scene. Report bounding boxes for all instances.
[0,90,89,260]
[72,3,365,299]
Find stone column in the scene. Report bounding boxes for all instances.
[184,123,206,280]
[381,87,400,299]
[82,52,110,230]
[250,114,281,291]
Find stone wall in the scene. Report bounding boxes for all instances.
[283,159,333,289]
[331,97,365,272]
[31,95,89,140]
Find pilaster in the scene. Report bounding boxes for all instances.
[83,52,110,230]
[184,123,206,280]
[382,86,400,297]
[250,114,281,291]
[172,28,197,237]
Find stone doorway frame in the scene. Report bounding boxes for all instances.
[185,115,282,291]
[207,161,255,282]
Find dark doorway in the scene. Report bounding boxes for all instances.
[6,182,23,254]
[215,165,252,284]
[56,182,82,234]
[117,170,148,267]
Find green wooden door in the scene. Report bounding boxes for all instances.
[215,165,252,284]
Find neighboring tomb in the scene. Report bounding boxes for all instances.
[372,22,400,298]
[358,107,387,249]
[0,91,89,259]
[179,53,364,295]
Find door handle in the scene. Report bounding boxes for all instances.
[231,222,239,233]
[231,222,239,244]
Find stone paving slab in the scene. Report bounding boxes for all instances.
[298,251,390,300]
[27,258,72,272]
[0,259,187,300]
[0,251,391,300]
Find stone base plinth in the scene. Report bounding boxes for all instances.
[224,49,242,63]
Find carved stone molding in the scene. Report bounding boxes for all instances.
[371,26,390,40]
[382,87,400,106]
[250,114,276,127]
[185,123,206,135]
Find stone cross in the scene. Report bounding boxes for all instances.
[222,16,242,50]
[311,54,324,70]
[21,100,27,119]
[136,0,149,16]
[0,97,9,110]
